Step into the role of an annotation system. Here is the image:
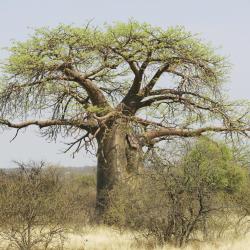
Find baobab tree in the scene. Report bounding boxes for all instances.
[0,21,249,212]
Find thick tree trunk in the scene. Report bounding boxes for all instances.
[96,119,143,214]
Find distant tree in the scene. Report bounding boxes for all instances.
[0,21,249,213]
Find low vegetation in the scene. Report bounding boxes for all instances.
[0,137,249,249]
[0,162,95,249]
[105,138,250,246]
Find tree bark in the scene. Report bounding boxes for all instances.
[95,119,143,214]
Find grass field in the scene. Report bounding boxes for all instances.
[1,225,249,249]
[63,226,250,250]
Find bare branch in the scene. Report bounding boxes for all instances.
[0,118,97,131]
[138,94,215,112]
[62,67,110,107]
[141,63,170,96]
[144,126,250,142]
[122,51,152,105]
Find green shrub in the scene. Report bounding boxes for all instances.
[104,137,249,247]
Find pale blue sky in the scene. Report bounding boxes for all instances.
[0,0,250,167]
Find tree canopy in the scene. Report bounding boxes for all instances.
[0,20,249,152]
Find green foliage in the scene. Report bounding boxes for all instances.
[183,137,247,193]
[105,138,249,246]
[0,20,234,139]
[3,21,228,93]
[86,105,110,114]
[6,22,225,71]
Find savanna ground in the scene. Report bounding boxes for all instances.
[0,138,249,250]
[63,228,250,250]
[1,225,250,250]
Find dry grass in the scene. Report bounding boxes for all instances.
[1,225,249,249]
[62,226,250,250]
[64,226,136,250]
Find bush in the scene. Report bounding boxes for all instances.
[105,137,249,247]
[0,162,75,249]
[64,172,97,227]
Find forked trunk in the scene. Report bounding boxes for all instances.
[96,119,143,214]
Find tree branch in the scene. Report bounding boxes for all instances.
[62,67,110,107]
[122,51,152,105]
[144,126,250,142]
[138,94,214,112]
[0,118,97,131]
[140,63,170,96]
